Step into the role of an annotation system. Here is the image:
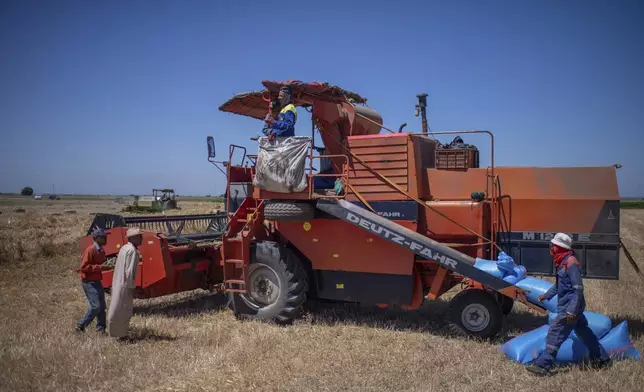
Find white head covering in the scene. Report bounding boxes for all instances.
[126,227,142,237]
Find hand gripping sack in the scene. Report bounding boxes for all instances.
[253,136,311,193]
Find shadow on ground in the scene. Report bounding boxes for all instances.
[305,299,550,343]
[123,326,178,343]
[133,291,228,318]
[132,291,644,344]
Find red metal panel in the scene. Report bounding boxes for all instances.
[507,200,609,233]
[358,153,408,162]
[349,176,408,186]
[422,201,486,238]
[350,145,408,155]
[426,169,490,200]
[348,132,409,141]
[349,168,409,178]
[139,234,172,288]
[277,219,415,275]
[351,161,409,170]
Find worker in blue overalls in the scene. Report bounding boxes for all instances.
[263,86,297,139]
[526,233,611,376]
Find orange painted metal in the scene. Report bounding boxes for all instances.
[427,166,619,234]
[275,219,416,275]
[345,133,436,202]
[426,266,449,300]
[80,225,225,299]
[400,268,424,310]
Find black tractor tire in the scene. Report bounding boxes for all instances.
[448,289,503,339]
[263,202,315,222]
[228,241,308,325]
[496,293,515,315]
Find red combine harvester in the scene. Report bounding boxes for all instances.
[83,80,621,338]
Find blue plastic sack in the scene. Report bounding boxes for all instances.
[515,277,558,312]
[599,321,641,361]
[500,320,641,365]
[547,311,612,341]
[500,324,549,364]
[555,321,640,364]
[503,265,527,284]
[473,258,504,278]
[496,252,516,275]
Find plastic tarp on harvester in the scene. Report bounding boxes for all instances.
[253,136,311,193]
[473,255,640,365]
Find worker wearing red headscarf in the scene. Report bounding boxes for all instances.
[526,233,611,376]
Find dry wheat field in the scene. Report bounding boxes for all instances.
[1,196,643,392]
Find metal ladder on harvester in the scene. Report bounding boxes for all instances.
[220,199,264,294]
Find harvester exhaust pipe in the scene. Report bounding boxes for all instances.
[415,93,428,135]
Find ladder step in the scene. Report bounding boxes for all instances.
[225,279,246,285]
[226,288,248,294]
[225,259,244,265]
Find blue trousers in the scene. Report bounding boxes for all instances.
[77,280,106,331]
[534,313,609,369]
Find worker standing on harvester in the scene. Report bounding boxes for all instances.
[107,228,143,342]
[263,85,297,140]
[526,233,611,376]
[75,228,111,333]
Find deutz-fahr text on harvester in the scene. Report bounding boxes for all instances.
[83,80,621,338]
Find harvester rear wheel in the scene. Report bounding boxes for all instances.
[448,289,503,339]
[228,241,308,325]
[264,202,315,221]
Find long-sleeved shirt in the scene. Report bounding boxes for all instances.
[542,255,586,316]
[111,242,140,290]
[78,242,106,281]
[267,104,297,137]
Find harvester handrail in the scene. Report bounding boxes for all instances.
[307,151,350,200]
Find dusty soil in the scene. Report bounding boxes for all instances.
[1,197,642,392]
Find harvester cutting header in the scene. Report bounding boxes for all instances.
[85,79,622,339]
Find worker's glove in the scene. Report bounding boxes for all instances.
[564,313,578,324]
[537,295,546,302]
[264,114,274,125]
[333,178,344,195]
[268,132,276,142]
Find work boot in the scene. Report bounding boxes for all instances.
[588,357,612,370]
[75,325,85,333]
[526,364,551,376]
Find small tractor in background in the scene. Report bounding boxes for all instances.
[84,80,624,339]
[124,188,179,213]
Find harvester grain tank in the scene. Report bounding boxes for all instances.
[83,80,622,339]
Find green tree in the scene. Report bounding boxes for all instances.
[21,187,34,196]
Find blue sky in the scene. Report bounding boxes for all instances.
[0,0,642,196]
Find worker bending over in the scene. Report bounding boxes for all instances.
[263,85,297,139]
[526,233,611,376]
[75,228,111,333]
[107,228,143,341]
